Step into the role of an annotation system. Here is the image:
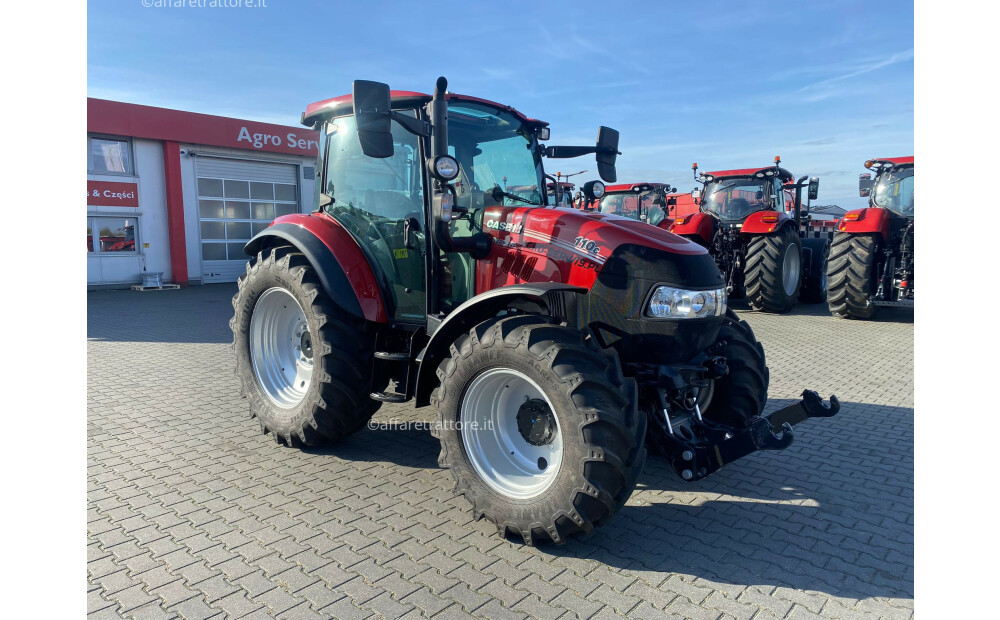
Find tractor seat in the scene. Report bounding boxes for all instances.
[727,198,751,219]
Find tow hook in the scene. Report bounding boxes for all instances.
[661,390,840,482]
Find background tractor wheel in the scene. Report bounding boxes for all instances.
[700,310,769,429]
[745,226,802,313]
[826,232,879,319]
[799,238,830,304]
[230,246,381,447]
[431,315,646,546]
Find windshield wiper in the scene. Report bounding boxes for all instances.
[490,185,540,206]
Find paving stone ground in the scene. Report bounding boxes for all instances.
[88,284,913,619]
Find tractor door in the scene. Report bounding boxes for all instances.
[319,113,427,322]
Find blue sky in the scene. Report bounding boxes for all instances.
[88,0,913,208]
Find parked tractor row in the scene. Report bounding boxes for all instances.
[230,76,844,545]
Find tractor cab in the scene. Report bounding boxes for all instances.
[859,157,914,218]
[597,182,675,227]
[697,165,796,225]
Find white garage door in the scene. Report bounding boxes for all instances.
[197,158,300,283]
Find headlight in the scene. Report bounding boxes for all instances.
[646,285,727,319]
[430,155,460,181]
[591,181,605,198]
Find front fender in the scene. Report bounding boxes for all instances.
[836,207,890,240]
[669,212,714,244]
[244,214,389,323]
[413,283,587,407]
[740,210,794,235]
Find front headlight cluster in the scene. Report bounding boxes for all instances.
[646,286,727,319]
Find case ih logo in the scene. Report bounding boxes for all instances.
[486,219,523,234]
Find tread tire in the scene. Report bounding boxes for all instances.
[230,246,381,447]
[431,315,646,546]
[826,232,879,319]
[745,225,802,313]
[701,310,769,429]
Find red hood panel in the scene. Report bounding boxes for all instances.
[476,206,708,292]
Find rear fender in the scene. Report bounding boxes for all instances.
[740,210,793,235]
[836,207,890,241]
[669,212,714,244]
[244,215,389,323]
[414,283,587,406]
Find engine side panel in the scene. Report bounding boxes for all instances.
[476,206,706,294]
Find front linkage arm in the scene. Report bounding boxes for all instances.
[662,390,839,482]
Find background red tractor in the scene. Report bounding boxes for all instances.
[592,182,676,228]
[229,77,838,545]
[669,159,826,313]
[827,156,914,319]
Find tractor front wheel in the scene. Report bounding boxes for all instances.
[745,226,802,313]
[231,246,381,447]
[431,315,647,545]
[827,232,879,319]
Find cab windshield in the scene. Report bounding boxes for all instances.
[872,168,914,215]
[447,101,544,211]
[598,191,667,225]
[702,178,770,221]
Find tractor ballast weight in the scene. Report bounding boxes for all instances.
[826,156,914,318]
[669,159,828,312]
[232,77,837,546]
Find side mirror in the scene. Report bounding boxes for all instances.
[859,173,873,198]
[353,80,394,158]
[595,126,619,183]
[808,177,820,201]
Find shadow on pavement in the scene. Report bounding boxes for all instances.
[315,399,912,601]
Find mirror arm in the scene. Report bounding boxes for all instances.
[391,111,431,137]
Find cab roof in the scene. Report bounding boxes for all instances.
[604,182,672,193]
[703,167,794,182]
[302,90,548,128]
[865,156,914,168]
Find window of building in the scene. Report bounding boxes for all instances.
[87,216,138,254]
[89,136,134,175]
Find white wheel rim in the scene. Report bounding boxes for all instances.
[250,287,313,409]
[783,243,802,296]
[460,368,563,499]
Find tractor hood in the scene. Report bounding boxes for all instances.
[478,205,721,290]
[476,205,725,365]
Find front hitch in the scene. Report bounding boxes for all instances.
[659,390,839,482]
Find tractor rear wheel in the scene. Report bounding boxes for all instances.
[231,246,381,447]
[745,225,802,313]
[431,315,646,545]
[827,232,879,319]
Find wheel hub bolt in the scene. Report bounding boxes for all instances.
[682,450,694,461]
[682,469,693,480]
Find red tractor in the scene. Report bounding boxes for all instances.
[827,156,914,319]
[593,182,676,228]
[230,77,838,545]
[669,159,826,313]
